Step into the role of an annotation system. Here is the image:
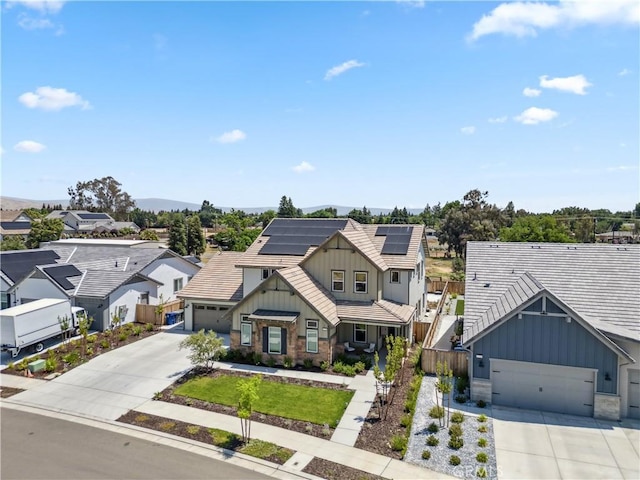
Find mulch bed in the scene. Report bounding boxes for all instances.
[2,324,159,379]
[354,353,416,460]
[117,410,293,465]
[303,457,385,480]
[0,387,25,398]
[158,368,350,439]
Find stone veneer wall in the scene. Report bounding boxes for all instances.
[471,378,492,404]
[594,393,620,421]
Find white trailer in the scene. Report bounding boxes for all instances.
[1,298,87,358]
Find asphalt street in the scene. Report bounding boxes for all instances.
[0,408,272,480]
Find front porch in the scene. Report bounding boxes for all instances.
[335,321,410,358]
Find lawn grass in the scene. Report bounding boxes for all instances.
[175,375,353,425]
[455,299,465,315]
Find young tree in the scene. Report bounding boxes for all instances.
[78,313,91,358]
[179,330,226,372]
[58,315,71,346]
[373,335,407,420]
[435,361,454,427]
[168,216,187,255]
[1,236,27,251]
[140,229,159,241]
[186,215,206,256]
[237,374,262,443]
[27,218,64,248]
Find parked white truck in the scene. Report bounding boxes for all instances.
[1,298,87,358]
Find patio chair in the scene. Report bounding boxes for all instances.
[363,343,376,354]
[344,342,355,352]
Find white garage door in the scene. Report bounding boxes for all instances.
[193,305,231,333]
[491,359,595,417]
[628,369,640,419]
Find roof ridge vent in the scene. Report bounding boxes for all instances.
[531,245,541,249]
[567,246,577,250]
[489,244,499,248]
[616,247,628,251]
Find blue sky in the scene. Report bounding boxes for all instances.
[2,0,638,213]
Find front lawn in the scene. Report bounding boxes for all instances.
[174,374,353,426]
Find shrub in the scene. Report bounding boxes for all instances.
[321,423,331,437]
[400,414,412,428]
[153,391,163,400]
[478,414,487,423]
[118,332,128,342]
[429,406,444,419]
[266,356,276,367]
[427,422,439,434]
[145,322,154,332]
[451,411,465,423]
[478,437,487,447]
[320,360,330,371]
[477,467,488,478]
[421,450,431,460]
[404,397,416,414]
[478,425,488,433]
[426,435,439,446]
[186,425,201,435]
[303,358,313,369]
[448,436,464,450]
[283,356,294,369]
[87,335,96,344]
[132,325,142,336]
[449,424,463,437]
[63,351,81,366]
[252,352,263,365]
[476,399,486,408]
[390,434,407,453]
[44,356,58,372]
[159,421,176,431]
[476,452,488,463]
[354,361,366,373]
[100,339,110,349]
[455,394,467,404]
[449,455,461,466]
[86,347,94,356]
[455,375,468,394]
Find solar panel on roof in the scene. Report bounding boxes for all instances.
[378,225,413,255]
[259,243,310,256]
[0,250,61,283]
[0,222,31,230]
[259,218,348,255]
[78,213,111,220]
[43,264,83,290]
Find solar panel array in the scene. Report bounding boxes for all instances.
[43,264,83,290]
[376,225,414,255]
[259,219,348,256]
[0,221,31,230]
[1,250,61,283]
[78,213,111,220]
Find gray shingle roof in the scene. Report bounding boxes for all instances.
[464,242,640,341]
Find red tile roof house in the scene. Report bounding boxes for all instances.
[178,218,428,366]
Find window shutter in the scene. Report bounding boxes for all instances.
[281,328,287,355]
[262,327,268,353]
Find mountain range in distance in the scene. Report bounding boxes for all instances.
[0,196,424,216]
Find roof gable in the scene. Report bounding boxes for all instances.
[301,229,388,272]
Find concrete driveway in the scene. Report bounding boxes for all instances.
[493,406,640,480]
[9,328,194,421]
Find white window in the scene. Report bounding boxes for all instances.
[268,327,281,354]
[173,278,183,292]
[354,324,367,343]
[390,271,400,284]
[332,270,344,292]
[354,271,368,293]
[241,317,251,346]
[139,292,149,304]
[1,293,9,309]
[306,319,319,353]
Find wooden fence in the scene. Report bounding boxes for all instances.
[136,299,184,325]
[423,281,450,349]
[414,322,429,344]
[427,279,465,295]
[421,349,468,376]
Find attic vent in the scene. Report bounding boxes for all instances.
[489,244,499,248]
[567,246,577,250]
[531,245,541,249]
[616,247,628,251]
[483,283,490,288]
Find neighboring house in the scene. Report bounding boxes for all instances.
[463,242,640,421]
[1,239,200,330]
[595,230,638,244]
[180,218,427,365]
[46,210,140,236]
[0,210,33,241]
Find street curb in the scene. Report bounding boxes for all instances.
[0,399,322,480]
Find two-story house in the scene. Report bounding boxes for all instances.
[46,210,140,236]
[179,218,427,365]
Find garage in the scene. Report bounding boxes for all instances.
[491,359,595,417]
[628,369,640,419]
[193,304,231,333]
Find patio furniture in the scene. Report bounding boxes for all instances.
[344,342,355,352]
[363,343,376,354]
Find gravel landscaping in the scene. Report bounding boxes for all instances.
[404,376,498,479]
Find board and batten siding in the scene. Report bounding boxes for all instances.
[382,270,409,304]
[75,296,110,331]
[302,238,379,302]
[232,284,330,338]
[614,337,640,418]
[471,299,619,394]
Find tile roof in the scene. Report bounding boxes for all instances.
[360,224,426,269]
[248,310,299,322]
[464,242,640,342]
[277,266,339,326]
[177,251,243,302]
[337,299,415,325]
[0,210,27,222]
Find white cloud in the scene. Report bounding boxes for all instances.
[607,165,637,172]
[17,13,53,29]
[396,0,425,8]
[514,107,558,125]
[468,0,639,41]
[14,140,46,153]
[539,74,592,95]
[324,60,365,81]
[523,87,541,97]
[488,116,508,123]
[292,161,315,173]
[7,0,65,14]
[460,126,476,135]
[19,86,91,111]
[618,68,630,76]
[213,129,246,144]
